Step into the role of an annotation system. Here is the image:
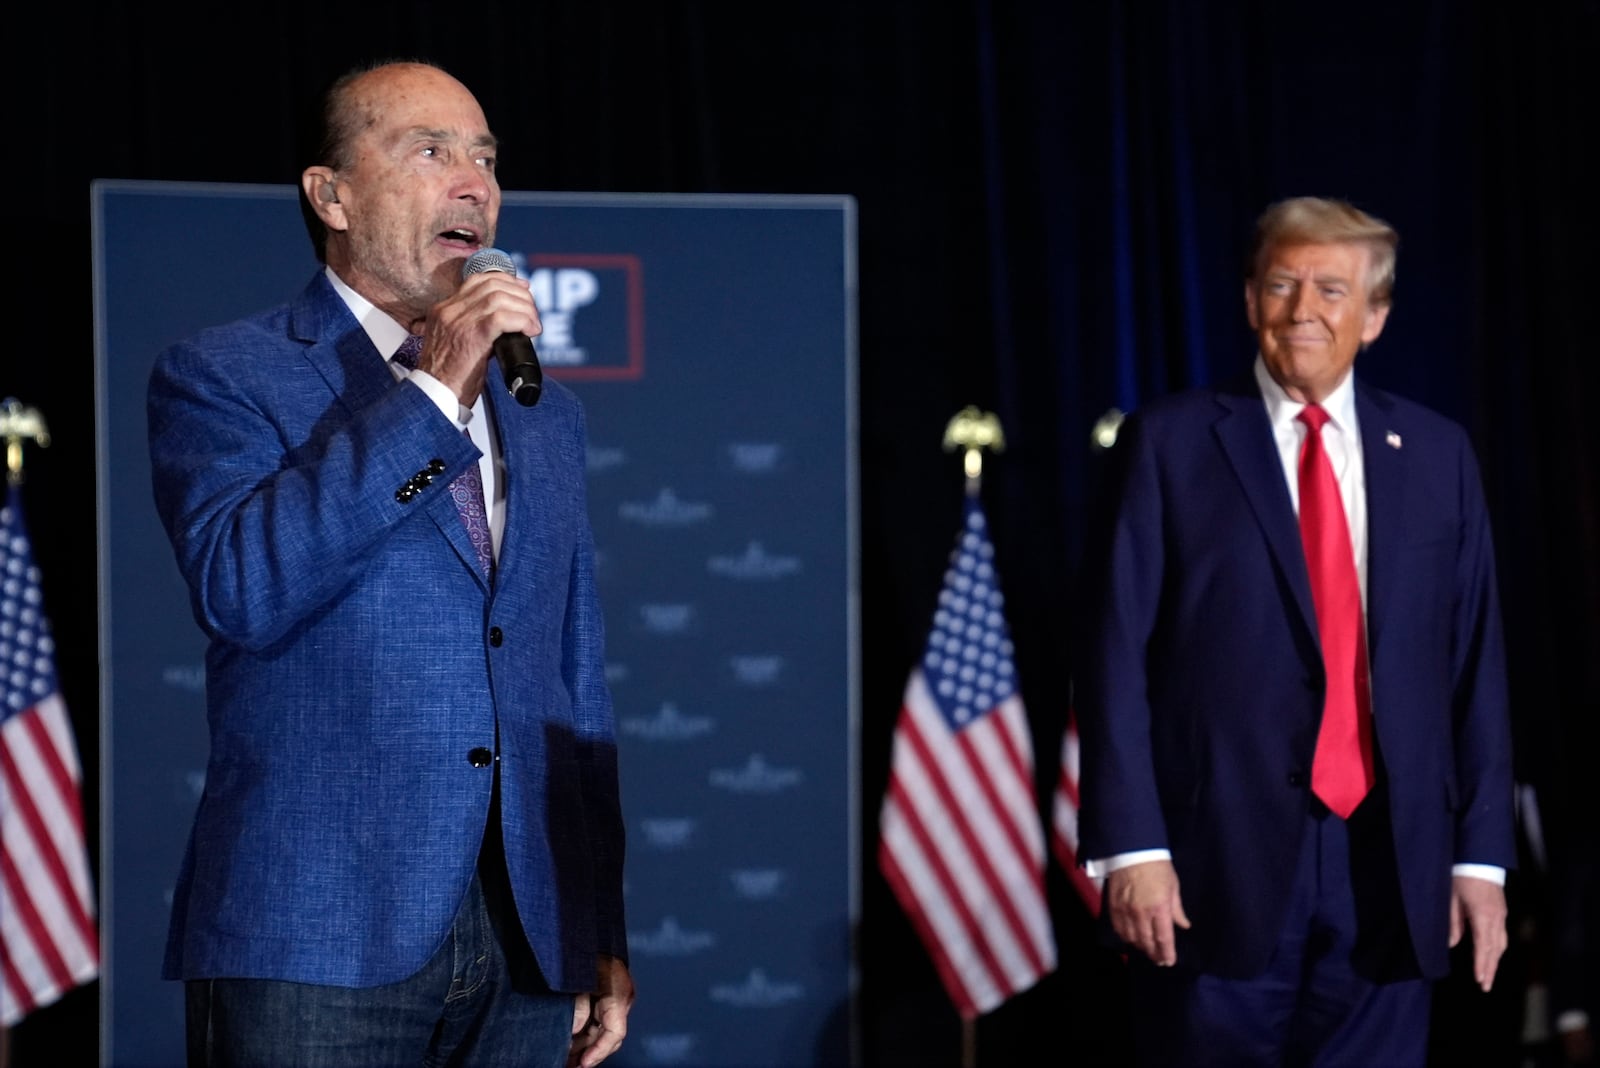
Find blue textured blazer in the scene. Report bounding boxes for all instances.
[1076,370,1514,980]
[148,271,626,991]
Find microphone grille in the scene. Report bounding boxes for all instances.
[462,247,517,279]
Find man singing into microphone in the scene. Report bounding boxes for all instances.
[146,59,632,1068]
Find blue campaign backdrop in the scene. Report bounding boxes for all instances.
[93,181,858,1068]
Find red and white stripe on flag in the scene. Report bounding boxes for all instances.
[1051,713,1104,915]
[878,497,1055,1018]
[2,487,100,1026]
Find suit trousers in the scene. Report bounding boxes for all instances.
[1129,804,1432,1067]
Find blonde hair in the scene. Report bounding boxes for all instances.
[1249,197,1399,306]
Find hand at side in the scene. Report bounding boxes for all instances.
[568,954,636,1068]
[1106,859,1191,967]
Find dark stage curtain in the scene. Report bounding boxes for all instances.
[8,2,1593,1064]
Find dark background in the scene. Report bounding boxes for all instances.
[6,2,1595,1064]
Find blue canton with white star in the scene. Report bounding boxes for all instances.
[1,493,60,721]
[920,497,1017,731]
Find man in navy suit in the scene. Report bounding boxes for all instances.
[1076,196,1514,1066]
[148,60,632,1067]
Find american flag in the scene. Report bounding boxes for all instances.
[1,484,99,1026]
[878,494,1055,1018]
[1051,712,1103,914]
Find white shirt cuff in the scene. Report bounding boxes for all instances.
[407,370,471,429]
[1556,1009,1591,1035]
[1451,863,1506,885]
[1082,849,1171,878]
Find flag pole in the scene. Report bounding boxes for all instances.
[941,405,1006,1068]
[0,397,51,485]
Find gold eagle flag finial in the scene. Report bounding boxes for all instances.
[942,406,1005,488]
[1,397,51,486]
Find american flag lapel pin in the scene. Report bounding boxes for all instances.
[1385,430,1402,449]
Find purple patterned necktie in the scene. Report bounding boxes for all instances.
[393,335,495,577]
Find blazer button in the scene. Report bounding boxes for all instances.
[468,747,494,768]
[488,627,503,647]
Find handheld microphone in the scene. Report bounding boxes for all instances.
[462,248,542,407]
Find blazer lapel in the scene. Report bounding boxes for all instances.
[485,382,528,591]
[1355,382,1404,660]
[289,273,397,416]
[487,383,571,601]
[1211,376,1320,642]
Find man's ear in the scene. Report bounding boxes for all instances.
[301,167,347,231]
[1361,301,1392,346]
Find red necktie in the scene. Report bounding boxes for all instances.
[1297,404,1375,818]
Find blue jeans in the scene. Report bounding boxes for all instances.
[184,871,575,1067]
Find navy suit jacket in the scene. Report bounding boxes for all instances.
[1076,370,1514,979]
[148,271,626,991]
